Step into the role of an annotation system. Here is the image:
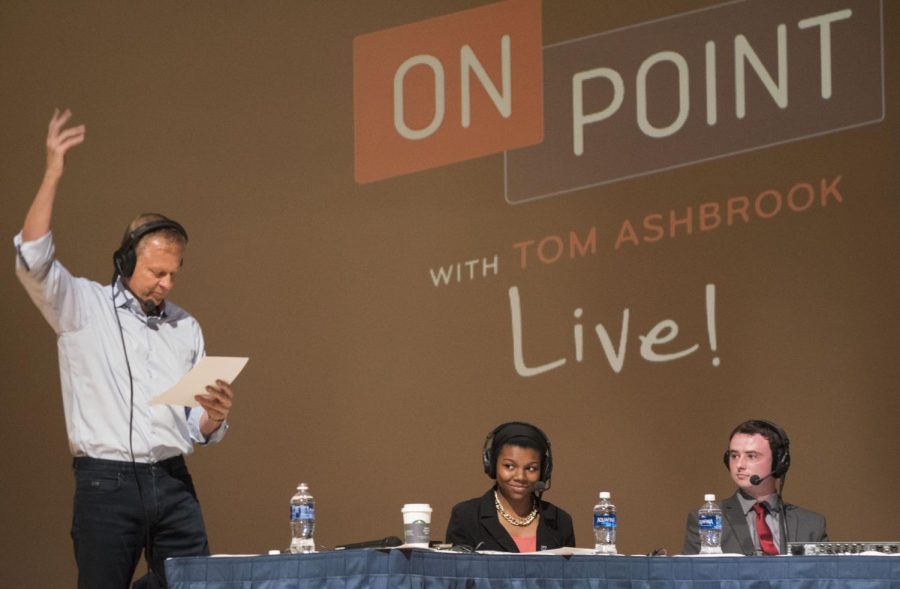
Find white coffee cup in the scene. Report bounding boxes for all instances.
[401,503,432,547]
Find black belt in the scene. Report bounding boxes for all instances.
[73,454,186,474]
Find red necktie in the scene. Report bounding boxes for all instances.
[752,502,779,555]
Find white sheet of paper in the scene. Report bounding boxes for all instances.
[149,356,249,407]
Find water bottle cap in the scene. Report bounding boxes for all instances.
[298,483,309,491]
[599,491,611,499]
[703,493,716,501]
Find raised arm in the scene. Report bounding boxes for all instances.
[22,109,86,242]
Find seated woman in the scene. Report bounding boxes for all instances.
[445,421,575,552]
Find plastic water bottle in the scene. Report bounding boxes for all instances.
[698,493,723,554]
[593,491,617,554]
[290,483,316,553]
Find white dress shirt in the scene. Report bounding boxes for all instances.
[15,231,226,462]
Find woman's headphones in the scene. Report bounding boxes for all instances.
[482,421,553,484]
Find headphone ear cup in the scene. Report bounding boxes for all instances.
[542,444,553,483]
[773,442,791,478]
[760,420,790,478]
[483,431,495,479]
[113,245,136,278]
[541,426,553,484]
[781,450,791,476]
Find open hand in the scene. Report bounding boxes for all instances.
[45,108,86,179]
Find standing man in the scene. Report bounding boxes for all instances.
[15,109,236,588]
[682,419,827,555]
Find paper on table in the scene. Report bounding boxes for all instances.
[149,356,249,407]
[532,547,602,556]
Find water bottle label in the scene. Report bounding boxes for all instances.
[699,514,722,530]
[291,505,316,521]
[593,513,617,529]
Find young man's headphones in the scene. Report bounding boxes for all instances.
[722,419,791,478]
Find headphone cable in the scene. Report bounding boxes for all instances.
[111,279,154,579]
[776,473,788,554]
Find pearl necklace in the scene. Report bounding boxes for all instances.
[494,490,538,527]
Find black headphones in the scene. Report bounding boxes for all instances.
[482,421,553,484]
[722,419,791,479]
[112,218,188,279]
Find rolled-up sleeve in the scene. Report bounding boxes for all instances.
[188,406,229,445]
[14,231,87,333]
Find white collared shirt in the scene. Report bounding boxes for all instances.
[15,231,226,462]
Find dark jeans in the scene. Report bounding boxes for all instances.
[71,456,209,589]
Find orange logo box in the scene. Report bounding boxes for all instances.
[354,0,543,184]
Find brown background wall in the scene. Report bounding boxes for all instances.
[1,1,897,586]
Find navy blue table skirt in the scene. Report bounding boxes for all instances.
[166,549,900,588]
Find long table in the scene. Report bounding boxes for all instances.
[165,548,900,588]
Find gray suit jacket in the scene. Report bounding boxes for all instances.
[682,491,828,555]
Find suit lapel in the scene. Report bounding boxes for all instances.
[721,494,755,555]
[535,502,557,551]
[478,491,518,552]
